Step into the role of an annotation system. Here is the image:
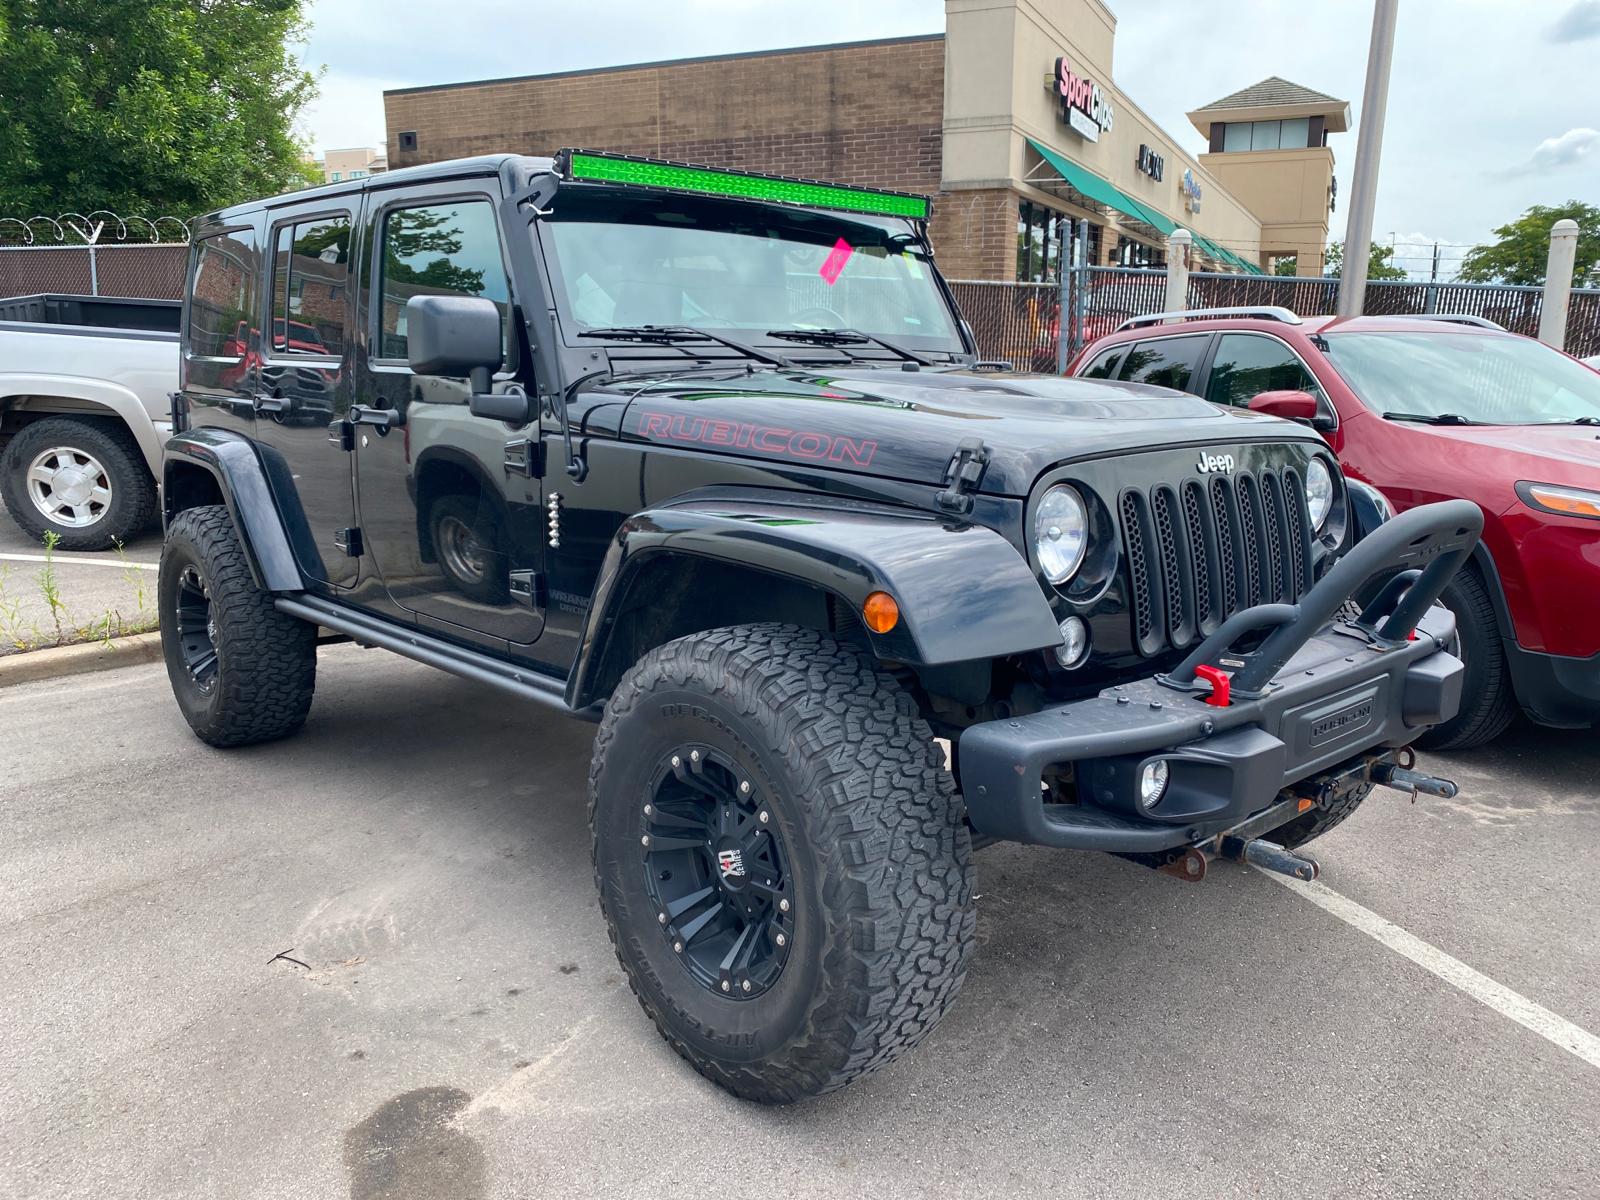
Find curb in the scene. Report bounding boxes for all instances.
[0,631,163,689]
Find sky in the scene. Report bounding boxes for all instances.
[297,0,1600,280]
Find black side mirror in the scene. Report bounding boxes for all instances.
[406,294,503,394]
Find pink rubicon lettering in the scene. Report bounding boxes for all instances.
[818,237,854,285]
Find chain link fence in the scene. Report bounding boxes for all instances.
[952,268,1600,370]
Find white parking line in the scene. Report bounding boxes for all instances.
[0,552,157,571]
[1260,868,1600,1071]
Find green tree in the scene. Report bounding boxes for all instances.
[1458,202,1600,286]
[0,0,320,221]
[1273,256,1298,276]
[1324,240,1409,281]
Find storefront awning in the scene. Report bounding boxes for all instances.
[1026,137,1263,275]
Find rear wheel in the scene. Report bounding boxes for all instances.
[0,417,156,550]
[590,624,975,1103]
[1416,568,1516,751]
[159,505,316,747]
[428,495,508,604]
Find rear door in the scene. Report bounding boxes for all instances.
[181,220,265,440]
[350,181,546,650]
[254,202,359,588]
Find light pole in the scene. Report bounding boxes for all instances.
[1336,0,1400,318]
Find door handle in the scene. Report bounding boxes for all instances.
[349,403,400,429]
[253,393,290,415]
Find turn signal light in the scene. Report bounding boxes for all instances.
[862,591,900,634]
[1518,481,1600,520]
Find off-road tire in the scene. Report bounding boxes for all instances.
[1416,567,1516,751]
[159,505,316,747]
[590,623,976,1103]
[0,416,156,551]
[1272,782,1375,850]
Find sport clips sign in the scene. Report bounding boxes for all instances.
[1053,56,1114,142]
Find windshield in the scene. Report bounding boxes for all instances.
[542,189,964,355]
[1322,331,1600,424]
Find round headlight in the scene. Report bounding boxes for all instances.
[1305,459,1334,530]
[1035,485,1089,583]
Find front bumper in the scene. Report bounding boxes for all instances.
[958,499,1481,852]
[1505,641,1600,729]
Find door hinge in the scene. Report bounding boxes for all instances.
[504,437,545,478]
[508,569,544,610]
[333,527,363,557]
[936,438,991,515]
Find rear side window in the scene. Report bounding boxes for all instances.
[1117,335,1209,392]
[1205,333,1324,407]
[188,230,256,359]
[376,200,511,360]
[269,215,351,356]
[1080,345,1126,379]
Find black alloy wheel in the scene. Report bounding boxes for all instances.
[643,744,794,999]
[172,563,220,694]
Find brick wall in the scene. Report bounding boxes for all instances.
[385,36,946,210]
[928,188,1017,281]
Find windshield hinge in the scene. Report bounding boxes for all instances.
[936,438,991,515]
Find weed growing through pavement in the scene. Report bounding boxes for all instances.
[0,533,158,654]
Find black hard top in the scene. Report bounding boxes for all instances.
[201,154,557,225]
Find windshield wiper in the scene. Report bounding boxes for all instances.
[767,327,933,367]
[1538,415,1600,426]
[1382,411,1484,426]
[578,325,794,368]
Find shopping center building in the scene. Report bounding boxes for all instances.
[383,0,1348,280]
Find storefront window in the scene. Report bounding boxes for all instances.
[1016,200,1068,283]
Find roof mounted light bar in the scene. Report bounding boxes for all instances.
[1396,313,1505,330]
[1116,305,1303,332]
[555,149,931,220]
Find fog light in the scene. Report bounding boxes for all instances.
[1054,615,1089,668]
[1138,759,1170,810]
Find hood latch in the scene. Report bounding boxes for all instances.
[936,438,991,515]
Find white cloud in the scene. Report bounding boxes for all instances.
[1549,0,1600,42]
[1527,127,1600,171]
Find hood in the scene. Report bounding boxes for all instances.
[1399,421,1600,484]
[596,366,1312,495]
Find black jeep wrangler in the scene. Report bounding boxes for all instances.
[161,151,1478,1102]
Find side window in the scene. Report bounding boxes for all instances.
[1117,335,1209,392]
[1080,346,1126,379]
[268,215,351,356]
[188,230,256,359]
[377,200,511,361]
[1205,334,1325,408]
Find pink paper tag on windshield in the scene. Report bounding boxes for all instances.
[818,237,854,285]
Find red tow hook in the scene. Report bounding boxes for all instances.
[1194,663,1232,707]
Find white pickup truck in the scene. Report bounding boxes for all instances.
[0,294,179,550]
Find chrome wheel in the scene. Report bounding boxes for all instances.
[25,446,113,528]
[173,564,219,694]
[436,514,489,584]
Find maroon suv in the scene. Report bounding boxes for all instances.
[1069,308,1600,748]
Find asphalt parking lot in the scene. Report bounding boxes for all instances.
[3,645,1598,1199]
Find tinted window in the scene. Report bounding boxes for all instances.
[188,230,256,359]
[1205,334,1324,407]
[378,200,511,360]
[270,216,350,355]
[1117,335,1209,391]
[1081,346,1126,379]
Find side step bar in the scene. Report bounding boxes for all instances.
[274,594,600,722]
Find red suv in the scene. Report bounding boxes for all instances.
[1069,307,1600,748]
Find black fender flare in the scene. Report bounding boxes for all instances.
[162,428,308,592]
[567,495,1063,708]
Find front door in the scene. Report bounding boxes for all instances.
[254,204,358,588]
[351,184,545,650]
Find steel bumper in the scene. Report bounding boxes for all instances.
[958,499,1482,852]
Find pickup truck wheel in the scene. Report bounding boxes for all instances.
[590,623,975,1103]
[1415,569,1516,751]
[159,505,316,748]
[1271,783,1374,850]
[0,417,156,551]
[428,495,508,605]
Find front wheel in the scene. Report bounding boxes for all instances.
[1415,568,1517,751]
[159,505,316,747]
[590,624,975,1103]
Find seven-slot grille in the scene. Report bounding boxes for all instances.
[1119,466,1313,656]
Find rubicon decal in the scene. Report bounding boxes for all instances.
[639,412,877,468]
[1196,451,1236,474]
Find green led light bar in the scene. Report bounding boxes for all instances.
[561,150,930,220]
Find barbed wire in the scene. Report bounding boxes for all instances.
[0,212,191,247]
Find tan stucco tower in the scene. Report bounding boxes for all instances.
[1187,77,1349,276]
